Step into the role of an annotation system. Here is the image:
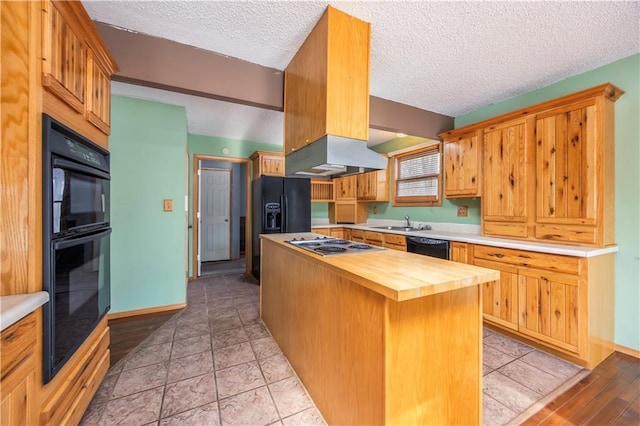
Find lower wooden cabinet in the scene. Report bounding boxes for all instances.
[449,242,469,263]
[470,244,613,369]
[383,234,406,251]
[328,201,368,224]
[0,313,38,426]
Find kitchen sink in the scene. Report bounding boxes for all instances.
[371,226,416,232]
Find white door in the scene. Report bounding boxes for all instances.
[199,169,231,263]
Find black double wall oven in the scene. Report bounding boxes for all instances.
[42,114,111,383]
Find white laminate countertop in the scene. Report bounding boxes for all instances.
[311,223,618,258]
[0,292,49,332]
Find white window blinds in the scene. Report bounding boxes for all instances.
[395,148,441,200]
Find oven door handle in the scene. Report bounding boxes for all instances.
[52,157,110,180]
[53,228,111,250]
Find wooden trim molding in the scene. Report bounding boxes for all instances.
[615,344,640,359]
[107,303,186,320]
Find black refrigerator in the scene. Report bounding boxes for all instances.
[251,176,311,280]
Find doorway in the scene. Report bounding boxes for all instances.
[192,155,251,279]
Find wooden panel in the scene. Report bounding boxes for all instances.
[261,241,385,425]
[472,245,580,275]
[325,7,369,141]
[283,6,369,152]
[1,0,41,296]
[385,286,482,424]
[444,130,482,198]
[586,254,615,368]
[311,179,334,202]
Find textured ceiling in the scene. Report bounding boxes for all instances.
[85,1,639,143]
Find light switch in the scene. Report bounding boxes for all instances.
[164,199,173,212]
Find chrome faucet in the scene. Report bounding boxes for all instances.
[405,215,411,228]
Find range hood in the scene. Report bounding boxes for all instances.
[285,135,387,178]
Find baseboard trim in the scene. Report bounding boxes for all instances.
[615,344,640,359]
[107,303,186,320]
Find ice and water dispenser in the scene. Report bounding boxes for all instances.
[264,202,281,231]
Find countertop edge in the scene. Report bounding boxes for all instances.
[313,224,618,258]
[261,234,499,301]
[0,291,49,332]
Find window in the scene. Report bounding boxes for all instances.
[392,144,442,206]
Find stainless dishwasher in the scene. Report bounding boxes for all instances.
[406,236,450,260]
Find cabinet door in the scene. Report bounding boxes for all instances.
[351,229,365,243]
[357,169,389,201]
[473,259,519,330]
[535,102,598,244]
[314,228,330,236]
[518,268,580,353]
[482,119,529,238]
[450,242,469,263]
[261,155,284,176]
[444,130,481,198]
[363,231,384,247]
[86,52,111,134]
[329,228,345,239]
[334,175,356,200]
[42,1,86,113]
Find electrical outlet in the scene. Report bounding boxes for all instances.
[457,206,468,217]
[164,199,173,212]
[372,206,378,215]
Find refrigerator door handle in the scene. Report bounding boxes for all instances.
[281,194,288,233]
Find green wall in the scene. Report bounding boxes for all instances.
[187,134,281,276]
[109,96,188,313]
[456,54,640,351]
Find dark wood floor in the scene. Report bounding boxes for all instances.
[108,311,177,366]
[109,313,640,424]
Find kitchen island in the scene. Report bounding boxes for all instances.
[259,233,499,425]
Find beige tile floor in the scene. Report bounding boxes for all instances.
[81,273,583,426]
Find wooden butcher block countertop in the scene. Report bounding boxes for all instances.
[260,233,499,302]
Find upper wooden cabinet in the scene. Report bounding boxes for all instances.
[482,118,531,239]
[250,151,284,179]
[534,98,616,245]
[283,6,370,154]
[442,129,482,198]
[334,175,357,200]
[450,84,622,247]
[42,1,118,144]
[357,168,389,202]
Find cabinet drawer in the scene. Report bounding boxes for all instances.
[483,222,528,239]
[473,245,580,275]
[383,234,406,250]
[535,224,597,245]
[363,231,384,246]
[1,313,37,379]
